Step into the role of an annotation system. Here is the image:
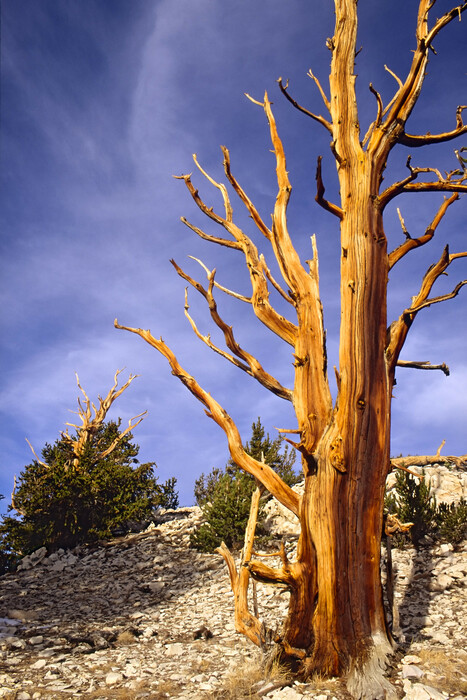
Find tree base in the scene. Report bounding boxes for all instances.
[346,634,397,700]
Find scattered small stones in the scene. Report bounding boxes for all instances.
[0,469,466,699]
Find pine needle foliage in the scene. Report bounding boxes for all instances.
[191,418,299,552]
[0,420,178,565]
[385,469,467,547]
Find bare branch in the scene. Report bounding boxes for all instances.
[243,94,334,451]
[399,106,467,147]
[192,153,233,222]
[387,1,467,131]
[383,64,404,92]
[389,194,459,269]
[408,278,467,313]
[260,255,295,304]
[396,360,450,376]
[217,485,269,647]
[397,207,411,239]
[180,214,241,251]
[188,256,251,303]
[315,156,344,219]
[436,439,446,459]
[387,247,467,371]
[306,69,331,113]
[277,78,333,134]
[176,265,293,401]
[365,83,384,144]
[114,320,301,516]
[362,84,384,147]
[368,2,467,157]
[221,146,272,241]
[399,179,467,196]
[25,438,48,469]
[60,370,142,468]
[245,557,296,589]
[176,171,242,249]
[98,411,147,460]
[177,160,298,347]
[391,451,467,469]
[380,156,467,208]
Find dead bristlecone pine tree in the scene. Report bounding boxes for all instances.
[116,2,467,698]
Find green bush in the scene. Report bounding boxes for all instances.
[191,469,261,552]
[434,498,467,544]
[385,469,436,546]
[385,468,466,547]
[191,418,299,552]
[0,420,178,567]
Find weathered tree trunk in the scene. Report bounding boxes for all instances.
[273,188,393,679]
[116,1,467,696]
[275,3,394,677]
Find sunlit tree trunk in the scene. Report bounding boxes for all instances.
[117,1,467,696]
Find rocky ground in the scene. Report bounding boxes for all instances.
[0,465,466,700]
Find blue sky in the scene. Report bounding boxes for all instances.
[1,1,466,511]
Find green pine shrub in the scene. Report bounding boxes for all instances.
[434,498,467,544]
[191,469,261,552]
[385,468,466,547]
[385,469,436,546]
[0,420,178,568]
[191,418,299,552]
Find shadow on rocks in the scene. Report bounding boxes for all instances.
[0,508,220,632]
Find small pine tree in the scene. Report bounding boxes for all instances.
[385,469,436,546]
[385,468,467,548]
[0,420,178,562]
[191,418,299,552]
[434,498,467,544]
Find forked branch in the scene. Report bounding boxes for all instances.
[24,370,145,472]
[177,158,298,347]
[390,3,466,126]
[389,194,459,269]
[61,370,146,467]
[217,485,269,647]
[400,105,467,147]
[387,247,467,371]
[172,261,293,401]
[380,156,467,208]
[367,2,467,157]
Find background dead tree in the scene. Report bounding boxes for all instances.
[392,440,467,469]
[116,2,466,697]
[20,369,146,476]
